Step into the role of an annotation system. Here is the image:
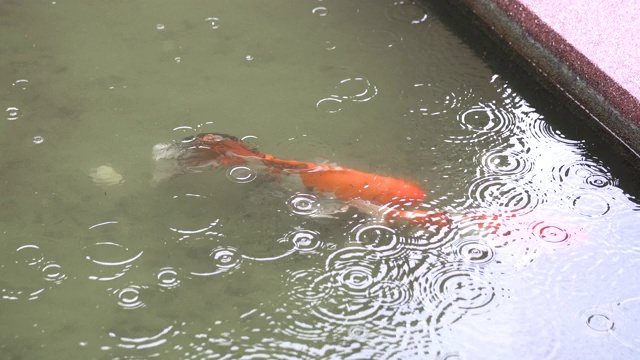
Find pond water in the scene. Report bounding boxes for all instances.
[1,1,640,359]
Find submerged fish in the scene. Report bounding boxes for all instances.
[152,133,450,228]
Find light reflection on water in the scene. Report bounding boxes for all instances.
[1,0,640,359]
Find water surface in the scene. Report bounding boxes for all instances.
[1,1,640,359]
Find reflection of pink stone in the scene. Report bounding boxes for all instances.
[456,0,640,155]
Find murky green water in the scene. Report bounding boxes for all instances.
[2,1,640,359]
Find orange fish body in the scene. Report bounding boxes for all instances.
[154,133,449,227]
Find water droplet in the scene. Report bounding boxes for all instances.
[283,230,321,253]
[312,6,328,17]
[12,79,29,90]
[111,284,146,310]
[33,136,44,144]
[157,267,181,290]
[586,313,615,332]
[226,166,257,184]
[6,106,21,121]
[205,17,220,29]
[286,193,321,216]
[451,237,496,265]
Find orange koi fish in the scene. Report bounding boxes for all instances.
[152,133,450,228]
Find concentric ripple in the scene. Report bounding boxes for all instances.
[525,117,584,145]
[1,243,66,301]
[6,106,21,121]
[581,298,640,351]
[105,323,178,354]
[156,267,181,291]
[467,176,539,215]
[551,160,616,189]
[348,221,399,251]
[285,268,334,306]
[478,146,533,177]
[568,190,613,218]
[84,241,143,281]
[579,307,615,333]
[357,28,402,49]
[226,165,258,184]
[384,1,428,25]
[450,237,496,265]
[285,193,321,216]
[529,219,582,245]
[449,103,517,143]
[610,297,640,351]
[286,229,322,253]
[415,262,495,314]
[317,77,378,113]
[366,280,413,307]
[333,77,378,102]
[109,284,148,310]
[190,247,242,277]
[326,248,392,295]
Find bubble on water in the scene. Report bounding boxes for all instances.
[312,6,328,17]
[6,106,21,121]
[33,136,44,144]
[245,55,254,61]
[225,165,257,184]
[156,267,181,290]
[174,56,181,64]
[110,284,147,310]
[205,16,220,29]
[156,24,165,30]
[385,1,428,25]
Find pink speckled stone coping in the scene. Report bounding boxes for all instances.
[453,0,640,160]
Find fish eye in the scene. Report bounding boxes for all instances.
[202,133,224,142]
